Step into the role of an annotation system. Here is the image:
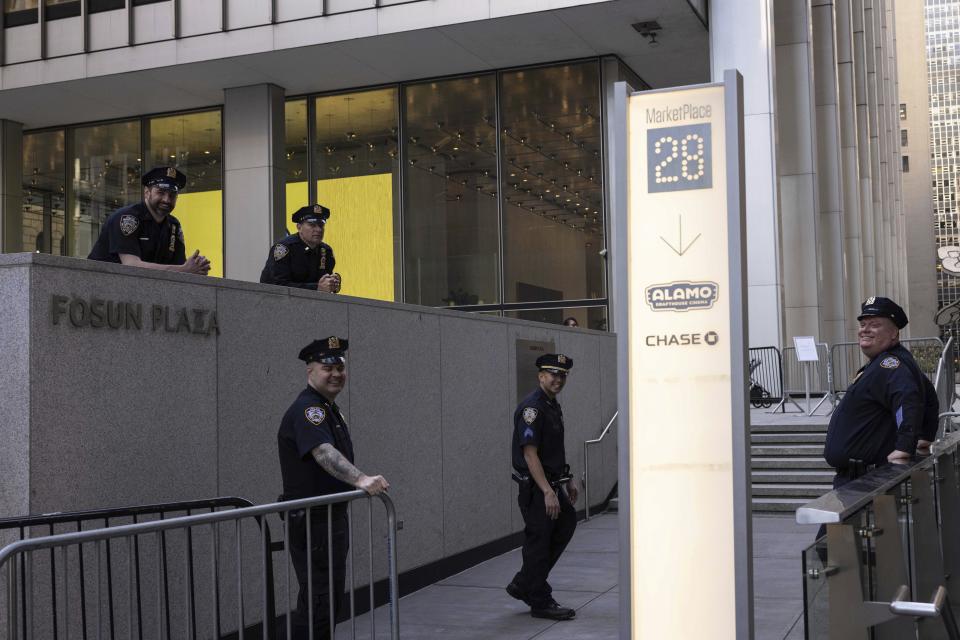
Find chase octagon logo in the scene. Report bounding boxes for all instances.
[645,281,719,312]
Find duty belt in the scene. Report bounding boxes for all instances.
[837,459,874,479]
[511,471,573,489]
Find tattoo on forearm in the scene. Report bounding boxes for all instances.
[312,444,363,485]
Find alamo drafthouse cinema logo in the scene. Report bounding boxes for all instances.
[645,281,718,312]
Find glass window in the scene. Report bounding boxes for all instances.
[19,130,65,255]
[311,88,400,301]
[284,98,309,220]
[500,61,606,304]
[145,110,223,277]
[903,155,910,172]
[901,129,908,147]
[68,120,141,258]
[403,75,500,307]
[4,0,35,11]
[899,103,907,120]
[505,306,608,331]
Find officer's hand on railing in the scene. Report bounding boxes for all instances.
[918,439,933,450]
[887,449,911,463]
[566,479,579,505]
[180,250,211,275]
[358,474,390,495]
[544,490,560,520]
[331,273,342,293]
[317,274,338,293]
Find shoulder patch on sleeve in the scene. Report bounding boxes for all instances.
[304,406,326,425]
[120,214,139,236]
[880,356,900,369]
[522,407,538,425]
[273,244,289,261]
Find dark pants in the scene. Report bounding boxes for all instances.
[287,507,349,640]
[512,484,577,606]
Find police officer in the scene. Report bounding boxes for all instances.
[506,353,579,621]
[277,336,389,640]
[260,205,341,293]
[88,166,211,274]
[823,297,927,487]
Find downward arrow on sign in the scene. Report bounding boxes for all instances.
[659,215,701,257]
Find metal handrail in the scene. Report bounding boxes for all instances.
[795,429,960,524]
[890,585,960,639]
[583,410,618,521]
[1,490,401,640]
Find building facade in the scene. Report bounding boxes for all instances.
[0,0,913,347]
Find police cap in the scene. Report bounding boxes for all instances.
[292,205,331,225]
[857,296,908,329]
[298,336,348,364]
[142,166,187,192]
[536,353,573,374]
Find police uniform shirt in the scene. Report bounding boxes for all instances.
[512,388,567,478]
[278,386,355,499]
[259,234,336,289]
[88,202,186,265]
[823,344,924,468]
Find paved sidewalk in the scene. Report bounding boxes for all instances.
[345,511,816,639]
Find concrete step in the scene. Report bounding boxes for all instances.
[752,469,835,484]
[751,456,832,470]
[751,483,830,498]
[751,497,810,513]
[749,422,829,434]
[751,432,827,445]
[751,444,824,457]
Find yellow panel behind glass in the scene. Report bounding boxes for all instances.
[175,190,223,278]
[284,175,394,301]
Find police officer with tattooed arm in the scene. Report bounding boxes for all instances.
[260,205,342,293]
[88,166,211,274]
[277,336,388,640]
[823,297,932,488]
[506,353,580,621]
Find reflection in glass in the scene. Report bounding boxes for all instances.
[506,306,607,331]
[284,98,309,205]
[20,130,65,254]
[68,120,141,258]
[313,88,399,301]
[3,0,72,10]
[145,110,223,276]
[403,76,499,306]
[501,62,605,303]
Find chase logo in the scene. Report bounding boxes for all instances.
[647,123,713,193]
[645,281,719,312]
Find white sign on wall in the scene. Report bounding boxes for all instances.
[616,71,750,639]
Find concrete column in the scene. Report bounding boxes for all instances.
[853,0,877,295]
[0,120,24,254]
[876,0,895,297]
[223,83,286,281]
[812,0,848,346]
[775,0,824,341]
[710,0,785,349]
[836,0,865,340]
[864,0,885,294]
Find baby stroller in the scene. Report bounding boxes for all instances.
[749,358,773,408]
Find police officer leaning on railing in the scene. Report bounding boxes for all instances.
[277,336,389,640]
[823,297,935,489]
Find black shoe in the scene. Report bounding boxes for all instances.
[530,598,576,621]
[506,581,532,605]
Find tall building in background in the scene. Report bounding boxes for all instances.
[896,0,937,337]
[927,0,960,339]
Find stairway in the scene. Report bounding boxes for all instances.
[751,420,832,513]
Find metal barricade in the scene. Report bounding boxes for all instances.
[1,491,400,640]
[747,346,783,409]
[0,497,253,640]
[778,343,830,413]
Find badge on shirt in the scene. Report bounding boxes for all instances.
[169,225,178,252]
[120,215,139,236]
[305,406,326,426]
[881,356,900,369]
[522,407,538,425]
[320,246,327,271]
[274,244,289,261]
